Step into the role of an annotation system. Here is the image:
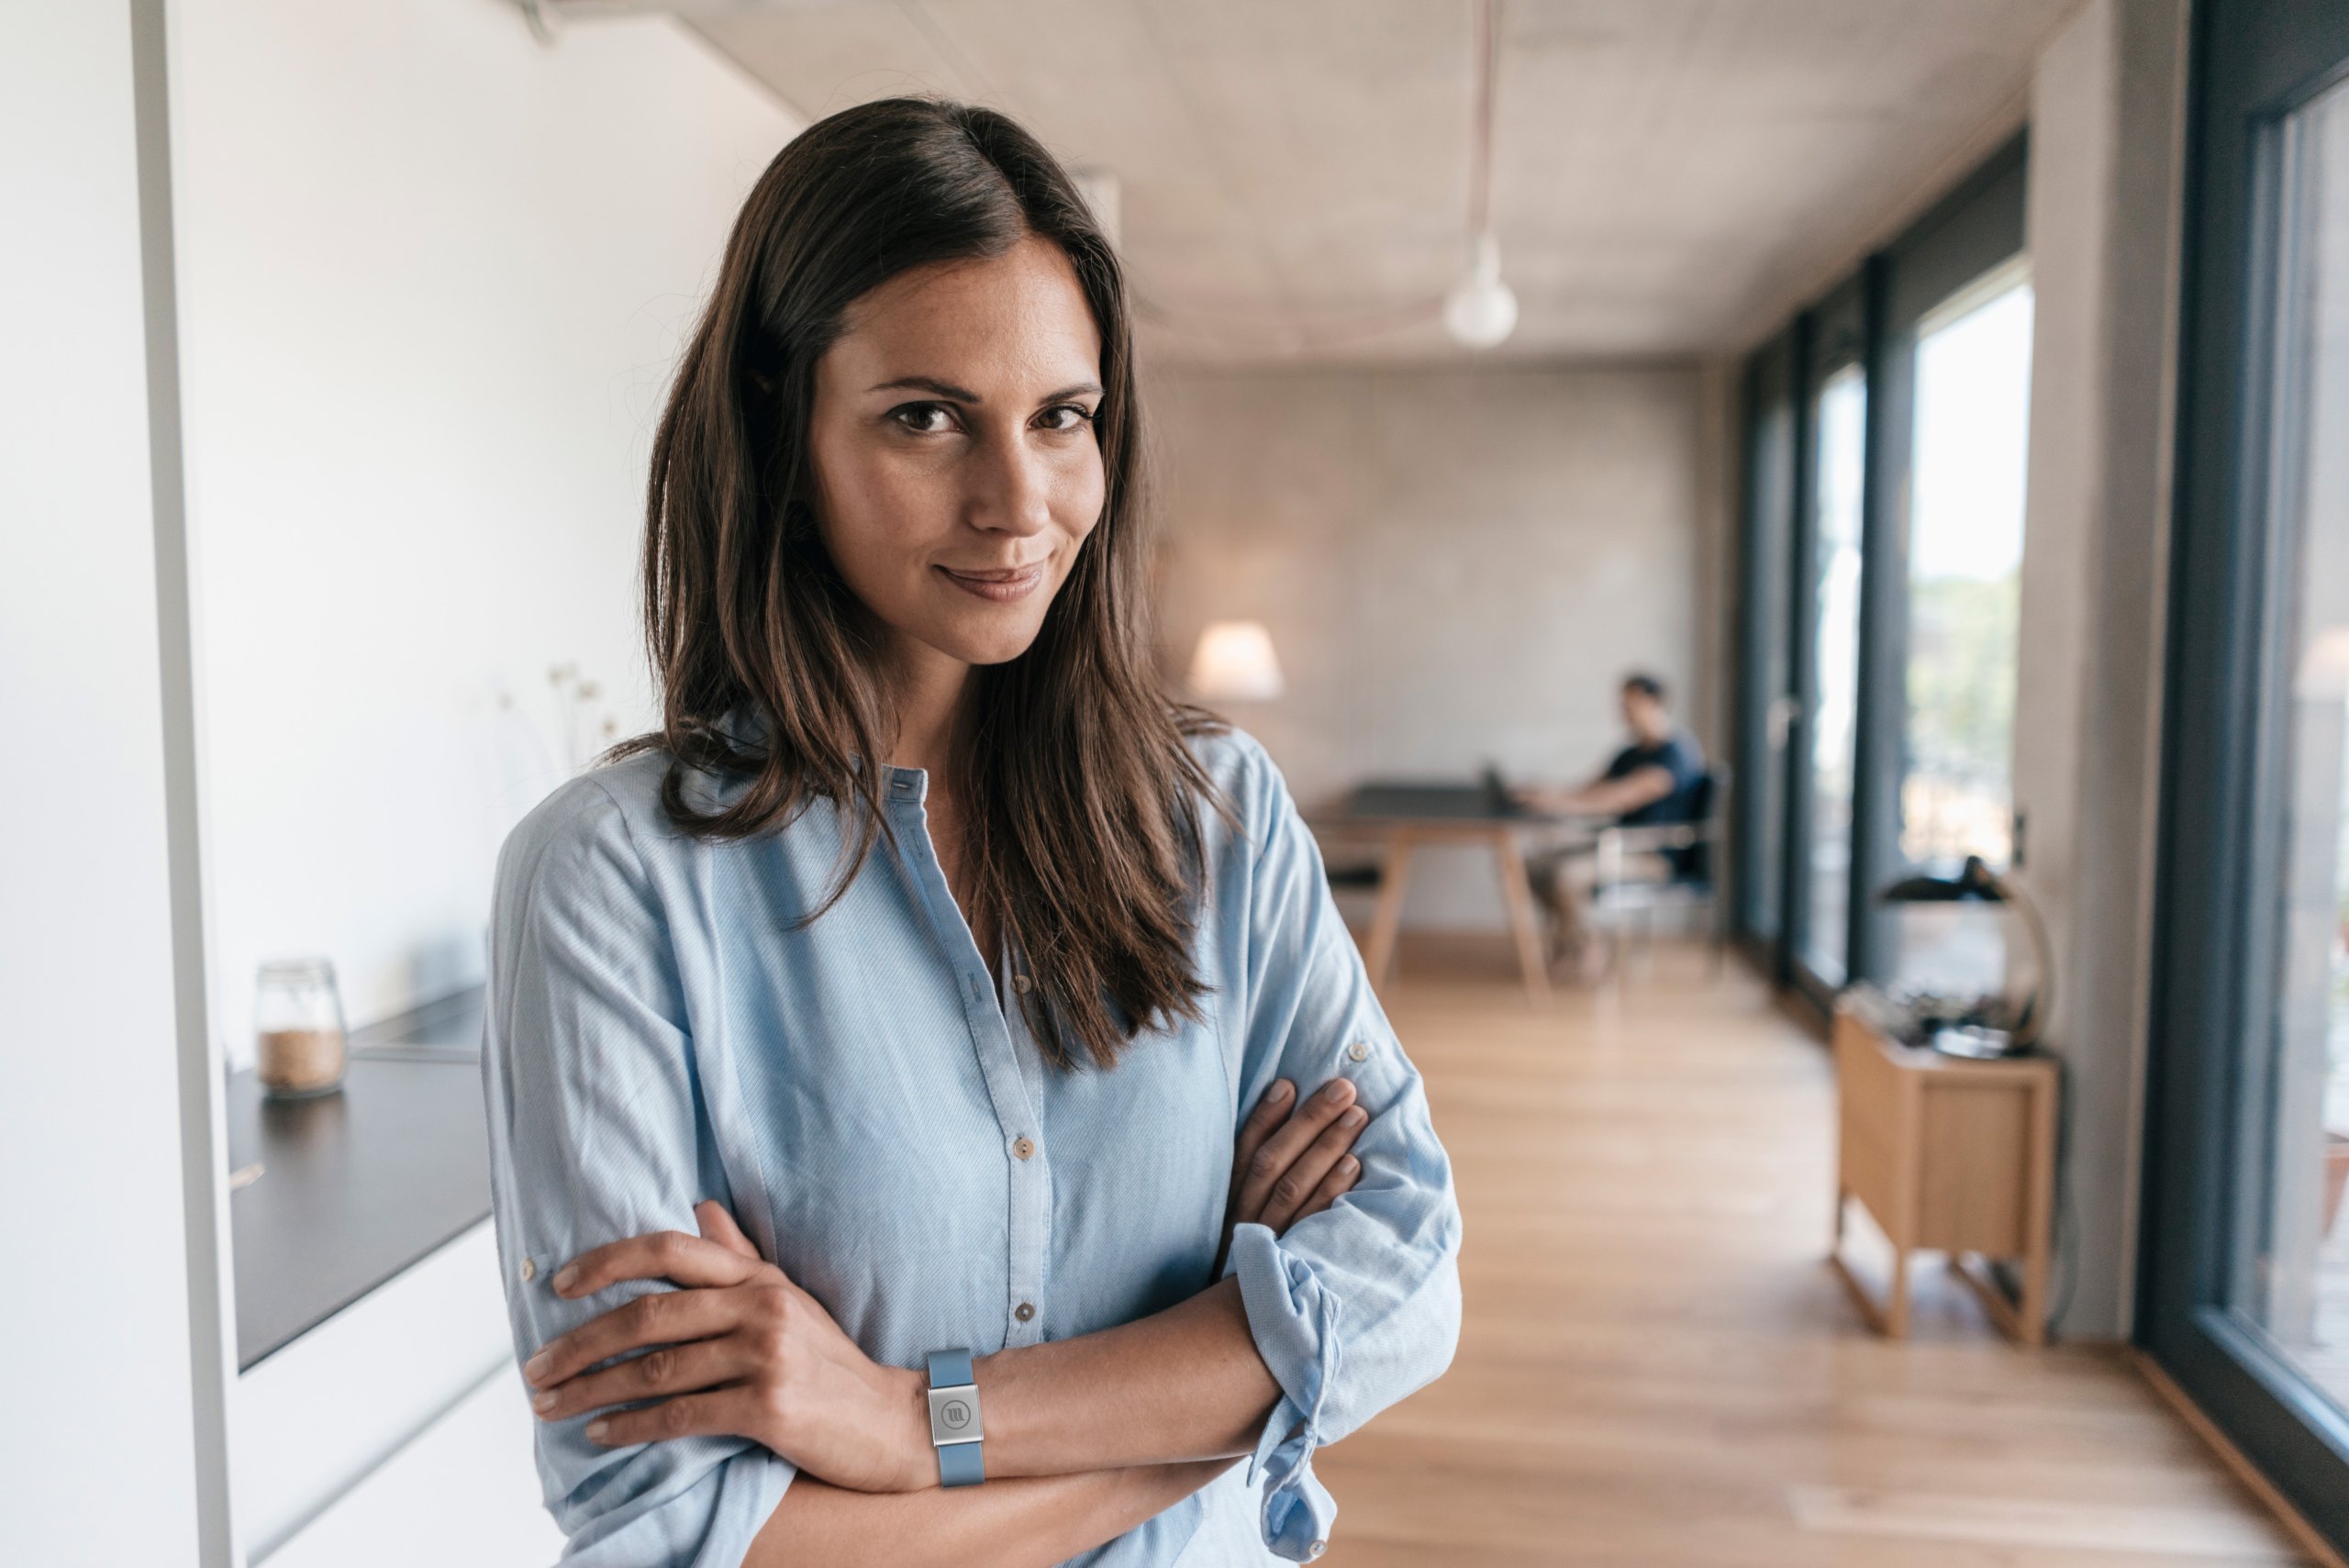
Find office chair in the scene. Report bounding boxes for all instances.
[1582,764,1732,982]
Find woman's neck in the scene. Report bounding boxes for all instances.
[880,633,974,781]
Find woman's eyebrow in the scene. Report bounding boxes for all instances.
[868,374,982,401]
[863,376,1104,404]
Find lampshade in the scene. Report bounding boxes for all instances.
[1187,620,1285,702]
[2297,625,2349,699]
[1442,233,1519,350]
[1879,854,2005,904]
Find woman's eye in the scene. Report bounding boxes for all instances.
[890,403,954,435]
[1039,404,1098,433]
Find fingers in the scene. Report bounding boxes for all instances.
[695,1199,763,1262]
[531,1327,759,1424]
[525,1279,747,1390]
[583,1385,769,1450]
[552,1225,763,1299]
[1231,1076,1359,1229]
[1229,1079,1295,1193]
[1256,1102,1368,1234]
[1289,1151,1364,1228]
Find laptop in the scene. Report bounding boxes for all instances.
[1479,761,1523,817]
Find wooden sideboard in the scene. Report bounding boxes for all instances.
[1830,1001,2060,1346]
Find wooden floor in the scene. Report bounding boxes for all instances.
[1313,934,2311,1567]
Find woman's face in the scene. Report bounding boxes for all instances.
[807,233,1107,677]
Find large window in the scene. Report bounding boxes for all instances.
[2238,72,2349,1409]
[1899,268,2032,869]
[1733,336,1800,954]
[1887,259,2034,997]
[1801,362,1868,985]
[2143,3,2349,1550]
[1732,139,2027,1005]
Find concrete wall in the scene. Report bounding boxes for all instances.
[2010,0,2189,1341]
[170,0,802,1062]
[1147,363,1707,929]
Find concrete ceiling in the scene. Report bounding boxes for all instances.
[678,0,2082,365]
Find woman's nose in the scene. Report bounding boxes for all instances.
[967,432,1054,537]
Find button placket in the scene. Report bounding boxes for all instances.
[994,933,1050,1346]
[894,773,1049,1352]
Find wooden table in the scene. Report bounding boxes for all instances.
[1313,782,1582,1006]
[1830,999,2060,1345]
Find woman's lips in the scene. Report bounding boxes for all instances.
[937,562,1048,603]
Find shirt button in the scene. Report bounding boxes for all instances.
[518,1257,537,1283]
[1347,1040,1371,1062]
[1308,1542,1327,1558]
[1012,973,1033,995]
[1014,1301,1036,1322]
[1012,1136,1036,1160]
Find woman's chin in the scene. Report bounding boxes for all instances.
[918,614,1048,669]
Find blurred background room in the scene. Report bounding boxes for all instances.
[9,0,2349,1563]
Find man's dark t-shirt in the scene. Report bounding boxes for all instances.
[1602,729,1709,879]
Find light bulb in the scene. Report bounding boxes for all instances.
[1443,231,1518,350]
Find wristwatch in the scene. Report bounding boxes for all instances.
[924,1348,985,1486]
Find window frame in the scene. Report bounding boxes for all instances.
[1730,135,2028,1008]
[2138,0,2349,1551]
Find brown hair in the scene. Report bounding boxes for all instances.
[607,97,1231,1071]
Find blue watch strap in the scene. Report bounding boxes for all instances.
[937,1437,985,1486]
[926,1347,984,1487]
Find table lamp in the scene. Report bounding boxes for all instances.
[1876,854,2054,1060]
[1186,620,1285,703]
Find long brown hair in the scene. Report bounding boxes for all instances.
[607,97,1232,1071]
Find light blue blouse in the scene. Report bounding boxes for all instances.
[479,710,1464,1567]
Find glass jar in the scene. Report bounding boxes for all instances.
[255,957,347,1099]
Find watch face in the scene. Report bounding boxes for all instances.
[928,1383,985,1445]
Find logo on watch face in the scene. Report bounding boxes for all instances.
[941,1399,972,1430]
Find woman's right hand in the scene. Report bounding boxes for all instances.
[1212,1076,1367,1277]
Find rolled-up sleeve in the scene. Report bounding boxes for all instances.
[481,777,793,1566]
[1217,739,1465,1561]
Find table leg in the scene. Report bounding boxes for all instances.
[2021,1074,2059,1347]
[1364,829,1414,992]
[1492,829,1553,1006]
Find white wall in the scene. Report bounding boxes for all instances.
[170,0,803,1062]
[1149,364,1705,929]
[2010,0,2188,1340]
[0,3,221,1561]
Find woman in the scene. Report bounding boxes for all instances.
[481,97,1462,1568]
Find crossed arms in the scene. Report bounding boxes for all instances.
[520,1081,1373,1568]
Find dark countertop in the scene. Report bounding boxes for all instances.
[228,988,490,1370]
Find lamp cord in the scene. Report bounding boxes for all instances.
[1467,0,1500,243]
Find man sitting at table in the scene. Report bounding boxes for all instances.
[1510,672,1709,980]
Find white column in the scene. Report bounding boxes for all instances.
[0,1,234,1561]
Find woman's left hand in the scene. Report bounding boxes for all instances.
[522,1200,930,1493]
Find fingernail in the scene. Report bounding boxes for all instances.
[531,1388,558,1413]
[1342,1106,1366,1128]
[524,1351,552,1383]
[1341,1156,1359,1174]
[1268,1080,1294,1103]
[585,1418,609,1442]
[1322,1080,1353,1104]
[552,1264,579,1294]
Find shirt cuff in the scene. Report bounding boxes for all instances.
[1221,1222,1342,1562]
[555,1443,793,1567]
